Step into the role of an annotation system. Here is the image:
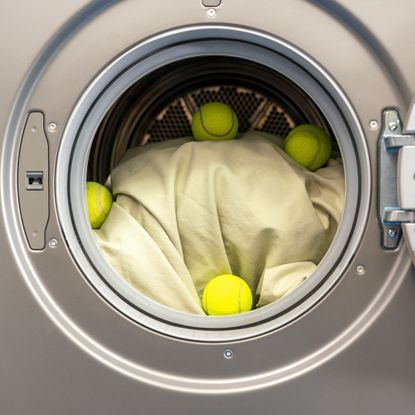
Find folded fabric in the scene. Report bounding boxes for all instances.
[93,131,345,315]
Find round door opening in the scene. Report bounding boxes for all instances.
[56,27,369,341]
[87,56,344,314]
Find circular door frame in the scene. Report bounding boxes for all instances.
[56,25,370,341]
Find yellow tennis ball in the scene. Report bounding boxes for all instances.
[284,124,332,171]
[202,274,253,316]
[192,102,239,141]
[86,181,113,229]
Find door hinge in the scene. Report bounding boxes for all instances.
[378,109,415,249]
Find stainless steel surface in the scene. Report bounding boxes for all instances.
[1,0,415,414]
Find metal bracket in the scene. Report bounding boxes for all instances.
[18,112,49,250]
[378,109,415,249]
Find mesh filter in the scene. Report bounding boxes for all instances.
[143,86,295,144]
[146,102,192,143]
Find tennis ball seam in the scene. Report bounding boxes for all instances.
[95,183,107,225]
[306,134,322,169]
[199,105,236,138]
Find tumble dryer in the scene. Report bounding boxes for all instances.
[1,0,415,413]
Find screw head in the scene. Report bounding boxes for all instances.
[369,120,378,130]
[388,228,398,238]
[207,8,216,17]
[356,265,366,276]
[388,121,398,131]
[48,122,57,132]
[48,238,58,248]
[223,348,234,359]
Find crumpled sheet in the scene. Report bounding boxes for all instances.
[93,131,344,314]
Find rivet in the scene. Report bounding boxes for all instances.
[48,122,57,132]
[207,8,216,17]
[356,265,366,276]
[369,120,378,130]
[48,238,58,248]
[223,348,234,359]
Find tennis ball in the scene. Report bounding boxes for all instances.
[202,274,253,316]
[192,102,239,141]
[284,124,332,171]
[86,181,113,229]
